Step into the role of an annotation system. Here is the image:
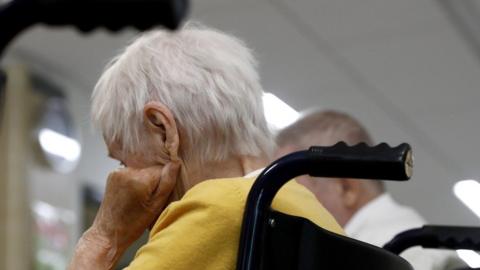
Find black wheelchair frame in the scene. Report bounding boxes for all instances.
[237,142,480,270]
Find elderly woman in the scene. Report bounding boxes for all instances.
[69,25,343,270]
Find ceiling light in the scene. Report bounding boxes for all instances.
[453,179,480,218]
[38,128,81,162]
[262,92,300,130]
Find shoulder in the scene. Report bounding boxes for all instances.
[184,178,343,235]
[180,177,254,212]
[185,177,253,203]
[126,178,254,270]
[127,177,343,269]
[148,177,342,241]
[150,177,253,235]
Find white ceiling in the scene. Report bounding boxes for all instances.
[5,0,480,226]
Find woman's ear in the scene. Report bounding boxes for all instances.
[143,101,180,162]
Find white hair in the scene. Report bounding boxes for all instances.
[91,24,274,163]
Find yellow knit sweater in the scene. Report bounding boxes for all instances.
[126,177,344,270]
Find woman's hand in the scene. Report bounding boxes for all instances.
[69,162,180,270]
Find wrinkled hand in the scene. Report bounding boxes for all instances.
[88,162,180,251]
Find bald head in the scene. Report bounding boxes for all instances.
[275,110,385,226]
[276,110,373,151]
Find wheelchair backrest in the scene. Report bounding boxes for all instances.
[261,210,413,270]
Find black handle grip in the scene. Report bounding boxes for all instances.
[422,226,480,250]
[0,0,189,57]
[384,226,480,254]
[308,142,413,180]
[36,0,189,32]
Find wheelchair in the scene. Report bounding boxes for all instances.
[236,142,480,270]
[1,1,479,269]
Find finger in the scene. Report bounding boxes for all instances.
[106,167,129,186]
[153,161,180,198]
[134,165,164,192]
[141,165,164,178]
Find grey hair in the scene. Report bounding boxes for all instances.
[91,24,274,163]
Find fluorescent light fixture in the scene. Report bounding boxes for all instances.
[457,250,480,268]
[38,128,81,162]
[262,92,300,130]
[33,201,59,222]
[453,179,480,218]
[33,200,76,224]
[452,180,480,267]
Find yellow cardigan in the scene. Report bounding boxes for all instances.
[126,177,343,270]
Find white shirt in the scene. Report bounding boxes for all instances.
[345,193,463,270]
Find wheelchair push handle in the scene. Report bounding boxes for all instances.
[0,0,189,57]
[237,142,413,270]
[1,0,188,32]
[35,0,189,32]
[307,142,413,180]
[423,225,480,251]
[384,225,480,255]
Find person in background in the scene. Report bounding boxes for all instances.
[68,25,343,270]
[275,109,463,270]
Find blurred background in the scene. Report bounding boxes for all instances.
[1,0,480,269]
